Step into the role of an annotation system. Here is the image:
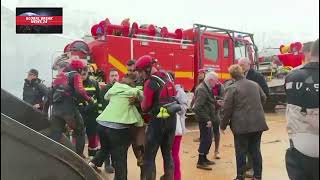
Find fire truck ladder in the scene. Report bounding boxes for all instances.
[193,24,259,70]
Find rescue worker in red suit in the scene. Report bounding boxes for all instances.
[49,59,93,157]
[78,66,103,157]
[135,55,177,180]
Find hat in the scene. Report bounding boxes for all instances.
[126,59,136,66]
[28,69,39,76]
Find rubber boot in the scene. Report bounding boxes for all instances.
[197,155,212,170]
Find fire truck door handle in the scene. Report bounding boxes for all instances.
[149,51,155,55]
[176,64,180,69]
[169,53,174,56]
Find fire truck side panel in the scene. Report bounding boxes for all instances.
[132,38,195,91]
[106,35,132,78]
[174,50,195,91]
[154,48,174,72]
[88,40,109,81]
[133,40,155,59]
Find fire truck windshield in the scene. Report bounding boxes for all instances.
[235,41,249,60]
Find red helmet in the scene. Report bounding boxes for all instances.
[135,55,156,71]
[69,59,86,70]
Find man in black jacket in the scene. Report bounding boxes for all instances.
[238,58,270,177]
[238,58,269,97]
[23,68,48,111]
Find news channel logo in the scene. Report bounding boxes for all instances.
[16,7,63,34]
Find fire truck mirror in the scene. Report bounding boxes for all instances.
[205,46,212,51]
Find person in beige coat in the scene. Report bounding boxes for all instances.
[220,64,269,180]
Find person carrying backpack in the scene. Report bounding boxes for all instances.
[49,59,94,157]
[135,55,180,180]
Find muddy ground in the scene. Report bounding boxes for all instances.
[93,109,289,180]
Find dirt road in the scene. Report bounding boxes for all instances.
[98,110,289,180]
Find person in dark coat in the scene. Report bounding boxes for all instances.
[193,71,219,171]
[23,68,48,111]
[220,64,269,180]
[238,57,269,177]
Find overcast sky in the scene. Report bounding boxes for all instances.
[1,0,319,98]
[2,0,319,44]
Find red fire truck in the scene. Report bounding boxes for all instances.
[58,18,258,92]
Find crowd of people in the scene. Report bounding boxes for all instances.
[22,38,319,180]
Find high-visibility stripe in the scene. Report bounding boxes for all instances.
[84,87,96,91]
[219,73,231,79]
[175,71,193,78]
[108,54,128,74]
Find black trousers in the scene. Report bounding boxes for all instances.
[142,116,176,180]
[234,132,263,179]
[198,121,213,155]
[286,145,319,180]
[50,100,85,155]
[92,125,132,180]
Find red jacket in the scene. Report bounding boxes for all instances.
[141,71,176,121]
[52,71,91,101]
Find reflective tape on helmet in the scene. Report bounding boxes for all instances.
[98,104,102,107]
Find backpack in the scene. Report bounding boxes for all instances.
[51,71,77,103]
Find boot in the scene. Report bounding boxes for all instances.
[204,155,215,165]
[244,168,254,178]
[104,158,114,174]
[197,155,212,170]
[160,170,174,180]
